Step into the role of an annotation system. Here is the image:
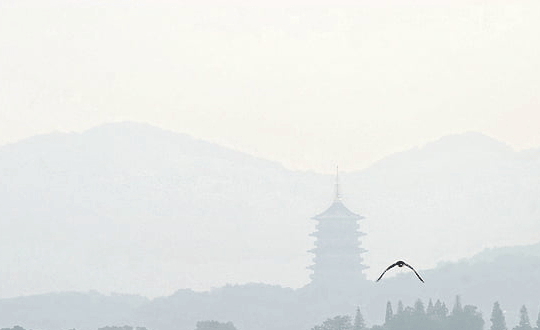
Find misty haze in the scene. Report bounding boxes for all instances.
[1,1,540,330]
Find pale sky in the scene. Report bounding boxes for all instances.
[1,0,539,173]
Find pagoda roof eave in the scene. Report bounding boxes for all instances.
[312,200,362,219]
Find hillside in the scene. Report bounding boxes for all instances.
[0,122,328,297]
[1,243,539,330]
[0,123,539,299]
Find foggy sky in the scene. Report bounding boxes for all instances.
[1,0,540,173]
[1,1,540,302]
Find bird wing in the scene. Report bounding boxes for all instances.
[402,262,425,283]
[376,261,400,282]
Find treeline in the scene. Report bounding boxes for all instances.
[194,321,237,330]
[0,323,239,330]
[98,326,148,330]
[0,325,150,330]
[1,299,539,330]
[311,297,540,330]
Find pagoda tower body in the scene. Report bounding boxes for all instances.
[308,172,368,288]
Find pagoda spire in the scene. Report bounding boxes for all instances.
[334,166,341,201]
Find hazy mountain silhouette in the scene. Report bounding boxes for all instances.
[1,122,540,330]
[468,240,540,263]
[372,241,540,327]
[0,122,329,297]
[345,131,540,276]
[0,292,147,330]
[1,243,539,330]
[1,122,540,298]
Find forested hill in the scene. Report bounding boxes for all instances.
[373,242,540,327]
[0,242,539,330]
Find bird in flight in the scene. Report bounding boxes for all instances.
[376,260,424,283]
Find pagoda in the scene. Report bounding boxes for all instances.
[308,169,368,288]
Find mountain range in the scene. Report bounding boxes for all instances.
[0,122,539,329]
[1,242,539,330]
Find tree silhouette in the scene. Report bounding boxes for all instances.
[311,298,490,330]
[98,326,134,330]
[414,299,425,316]
[448,295,463,330]
[195,320,237,330]
[397,306,416,330]
[452,296,463,316]
[447,296,484,330]
[385,301,393,325]
[0,326,26,330]
[513,306,532,330]
[397,301,404,315]
[312,315,353,330]
[433,299,448,320]
[353,307,366,330]
[490,302,507,330]
[463,305,484,330]
[442,303,449,316]
[424,299,447,330]
[426,299,434,317]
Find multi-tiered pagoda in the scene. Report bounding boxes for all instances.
[308,171,368,288]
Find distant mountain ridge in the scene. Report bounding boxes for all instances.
[466,240,540,264]
[366,131,520,173]
[0,122,329,298]
[1,241,539,330]
[0,122,539,299]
